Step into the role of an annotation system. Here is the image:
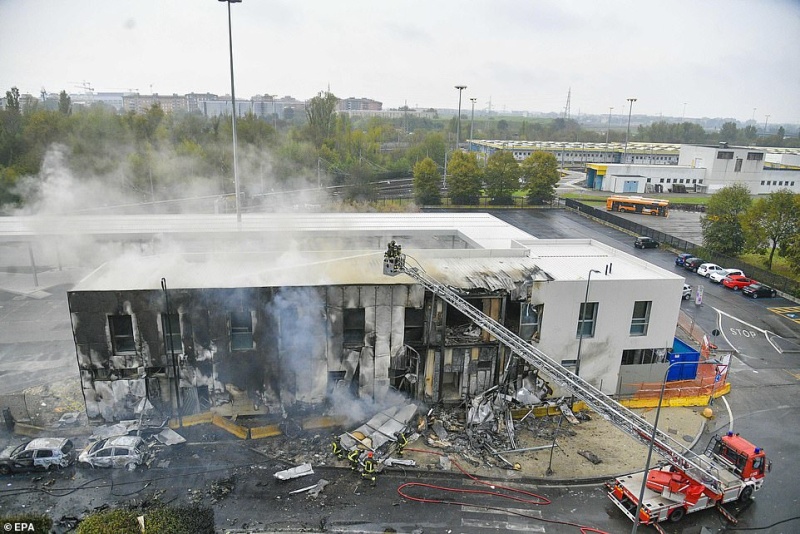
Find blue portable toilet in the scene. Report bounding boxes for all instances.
[667,338,700,381]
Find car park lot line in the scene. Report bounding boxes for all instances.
[768,306,800,324]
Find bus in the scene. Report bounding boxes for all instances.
[605,196,669,217]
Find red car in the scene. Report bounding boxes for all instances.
[722,274,758,290]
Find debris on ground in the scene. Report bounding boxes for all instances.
[289,478,328,498]
[578,449,603,465]
[274,463,314,481]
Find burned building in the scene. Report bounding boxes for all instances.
[65,213,684,423]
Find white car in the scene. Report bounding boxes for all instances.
[682,284,692,300]
[696,263,724,277]
[709,268,745,284]
[78,435,147,470]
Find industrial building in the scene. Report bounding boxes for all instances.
[60,213,685,423]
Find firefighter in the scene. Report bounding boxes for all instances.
[347,448,361,470]
[331,439,343,459]
[362,451,376,482]
[396,432,409,456]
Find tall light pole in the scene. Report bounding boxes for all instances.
[631,358,722,534]
[575,269,601,378]
[623,98,637,164]
[455,85,467,151]
[763,114,770,134]
[606,107,614,145]
[469,97,477,151]
[220,0,242,224]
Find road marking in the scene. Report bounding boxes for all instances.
[721,395,734,434]
[461,505,543,517]
[460,518,546,532]
[768,306,800,324]
[713,307,783,354]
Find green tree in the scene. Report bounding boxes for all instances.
[446,150,482,205]
[484,150,520,205]
[412,157,441,205]
[406,132,446,169]
[58,91,72,115]
[741,189,800,270]
[719,122,738,143]
[701,184,752,255]
[305,91,338,147]
[521,150,559,204]
[5,87,20,113]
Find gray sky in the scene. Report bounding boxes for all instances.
[1,0,798,124]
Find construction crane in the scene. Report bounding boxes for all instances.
[382,241,769,530]
[70,81,94,94]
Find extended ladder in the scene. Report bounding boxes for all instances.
[383,242,724,494]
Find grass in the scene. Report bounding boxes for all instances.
[738,253,799,282]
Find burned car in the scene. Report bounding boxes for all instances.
[0,438,76,475]
[78,435,147,470]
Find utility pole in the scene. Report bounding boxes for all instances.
[623,98,637,163]
[454,85,467,151]
[606,107,614,144]
[469,97,477,151]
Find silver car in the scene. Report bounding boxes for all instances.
[78,435,147,470]
[0,438,76,475]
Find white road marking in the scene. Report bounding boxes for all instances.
[460,518,546,532]
[713,307,783,354]
[721,395,734,433]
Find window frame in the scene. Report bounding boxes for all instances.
[109,315,136,354]
[230,311,254,351]
[630,301,652,336]
[162,313,182,354]
[576,302,598,338]
[343,308,366,347]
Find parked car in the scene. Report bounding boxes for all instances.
[675,253,694,267]
[634,236,659,249]
[709,268,745,284]
[682,284,692,300]
[722,274,758,290]
[683,257,706,272]
[78,435,147,470]
[742,283,777,299]
[0,438,76,475]
[697,263,724,277]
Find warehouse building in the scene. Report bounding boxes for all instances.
[64,213,684,423]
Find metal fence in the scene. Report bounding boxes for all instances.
[565,198,800,297]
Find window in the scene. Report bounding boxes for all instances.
[630,301,651,335]
[667,178,672,183]
[162,313,181,354]
[621,348,663,365]
[717,151,734,160]
[404,308,425,344]
[747,152,763,161]
[576,302,598,338]
[761,181,765,185]
[96,448,112,458]
[520,303,544,342]
[35,449,53,458]
[735,158,743,172]
[109,315,135,353]
[659,178,664,183]
[779,181,783,186]
[343,308,366,346]
[230,311,254,351]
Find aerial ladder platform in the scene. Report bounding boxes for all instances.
[382,241,727,496]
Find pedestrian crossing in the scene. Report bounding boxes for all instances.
[768,306,800,324]
[460,505,546,532]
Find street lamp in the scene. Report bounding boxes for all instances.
[455,85,467,151]
[623,98,637,164]
[763,114,770,134]
[631,358,722,534]
[469,97,477,151]
[606,107,614,145]
[575,269,601,378]
[220,0,242,225]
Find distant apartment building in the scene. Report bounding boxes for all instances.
[122,94,189,114]
[338,97,382,112]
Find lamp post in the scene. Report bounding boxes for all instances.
[220,0,242,224]
[606,107,614,145]
[575,269,601,378]
[763,114,770,135]
[455,85,467,151]
[623,98,637,164]
[469,97,477,151]
[631,358,722,534]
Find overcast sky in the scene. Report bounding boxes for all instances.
[1,0,798,124]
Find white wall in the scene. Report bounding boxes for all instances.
[530,276,683,395]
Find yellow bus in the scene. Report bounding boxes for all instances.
[606,196,669,217]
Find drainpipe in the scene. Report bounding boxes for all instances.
[161,278,182,427]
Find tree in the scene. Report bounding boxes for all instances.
[412,157,441,205]
[5,87,20,113]
[521,151,559,204]
[741,189,800,270]
[719,122,738,143]
[58,91,72,115]
[446,150,482,205]
[484,150,520,205]
[701,184,752,255]
[305,91,338,147]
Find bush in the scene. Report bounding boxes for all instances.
[77,509,140,534]
[0,514,52,533]
[145,504,215,534]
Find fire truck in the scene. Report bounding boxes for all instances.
[382,241,769,530]
[608,431,769,529]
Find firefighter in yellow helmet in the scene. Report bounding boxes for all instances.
[347,448,361,470]
[362,451,376,482]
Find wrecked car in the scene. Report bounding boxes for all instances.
[78,435,147,470]
[0,438,77,475]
